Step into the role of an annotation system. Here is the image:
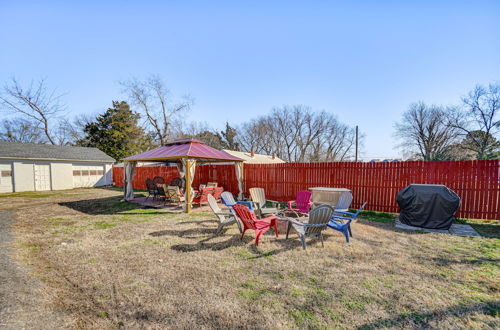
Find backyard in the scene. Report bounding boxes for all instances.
[1,187,498,329]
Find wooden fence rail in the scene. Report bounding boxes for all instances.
[113,160,500,220]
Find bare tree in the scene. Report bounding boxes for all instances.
[394,102,460,160]
[0,78,65,145]
[238,105,357,162]
[449,83,500,159]
[121,75,193,145]
[0,118,45,143]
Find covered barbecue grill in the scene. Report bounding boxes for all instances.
[396,184,460,230]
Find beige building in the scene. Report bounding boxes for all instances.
[0,141,115,193]
[222,149,285,164]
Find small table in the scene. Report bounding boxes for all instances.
[309,187,351,208]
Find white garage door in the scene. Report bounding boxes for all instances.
[73,165,105,188]
[0,163,13,193]
[34,163,51,191]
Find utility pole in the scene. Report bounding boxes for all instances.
[355,125,359,162]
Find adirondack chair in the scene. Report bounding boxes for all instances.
[287,190,313,214]
[327,202,367,243]
[335,191,353,212]
[232,204,278,246]
[145,178,158,201]
[212,187,224,201]
[249,187,279,218]
[207,182,218,187]
[192,187,215,207]
[166,185,185,205]
[221,191,254,212]
[207,194,241,234]
[285,204,335,250]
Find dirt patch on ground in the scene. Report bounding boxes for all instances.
[2,188,499,329]
[0,210,73,329]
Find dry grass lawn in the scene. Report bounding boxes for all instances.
[2,188,499,329]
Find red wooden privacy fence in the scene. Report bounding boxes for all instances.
[113,160,500,220]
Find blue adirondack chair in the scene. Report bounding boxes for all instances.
[327,202,367,243]
[221,191,255,213]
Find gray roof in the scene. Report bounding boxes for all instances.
[0,141,115,162]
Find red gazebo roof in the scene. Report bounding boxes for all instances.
[124,138,243,162]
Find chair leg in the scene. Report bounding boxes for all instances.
[300,235,307,250]
[348,224,353,237]
[320,233,324,247]
[273,220,278,237]
[235,220,242,234]
[286,222,292,239]
[216,224,223,235]
[240,229,247,240]
[343,229,350,243]
[255,230,264,246]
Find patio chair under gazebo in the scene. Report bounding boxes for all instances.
[122,138,244,213]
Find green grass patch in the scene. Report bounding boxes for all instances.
[357,210,397,223]
[93,221,117,230]
[288,309,319,328]
[0,191,63,198]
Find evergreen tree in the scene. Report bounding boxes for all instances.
[77,101,152,161]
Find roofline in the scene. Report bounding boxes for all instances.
[0,156,115,163]
[124,155,243,162]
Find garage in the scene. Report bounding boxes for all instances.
[0,141,115,193]
[0,163,13,193]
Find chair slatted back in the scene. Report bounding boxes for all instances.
[213,187,224,200]
[232,204,258,230]
[207,182,218,187]
[295,190,312,213]
[336,191,353,210]
[249,188,266,206]
[221,191,236,207]
[153,176,166,186]
[208,194,224,222]
[307,205,335,235]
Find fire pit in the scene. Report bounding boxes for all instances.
[275,209,309,233]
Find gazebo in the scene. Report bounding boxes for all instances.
[122,138,244,213]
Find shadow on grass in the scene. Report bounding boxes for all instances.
[358,301,499,329]
[58,195,176,216]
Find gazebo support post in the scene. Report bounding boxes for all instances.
[185,158,192,213]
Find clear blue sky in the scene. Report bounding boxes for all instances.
[1,1,499,159]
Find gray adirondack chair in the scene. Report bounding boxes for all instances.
[249,187,279,218]
[207,194,241,235]
[285,204,335,250]
[335,191,353,212]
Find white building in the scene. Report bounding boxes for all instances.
[0,141,115,193]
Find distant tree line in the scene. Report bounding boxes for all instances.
[394,83,500,160]
[2,75,497,162]
[0,75,360,162]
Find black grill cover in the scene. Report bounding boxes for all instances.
[396,184,460,230]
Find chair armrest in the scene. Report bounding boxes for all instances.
[303,222,328,228]
[331,215,353,222]
[287,200,296,209]
[283,217,307,226]
[257,215,277,223]
[334,210,355,216]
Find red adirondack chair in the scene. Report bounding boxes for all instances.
[232,204,278,246]
[287,190,313,214]
[192,187,215,206]
[212,187,224,201]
